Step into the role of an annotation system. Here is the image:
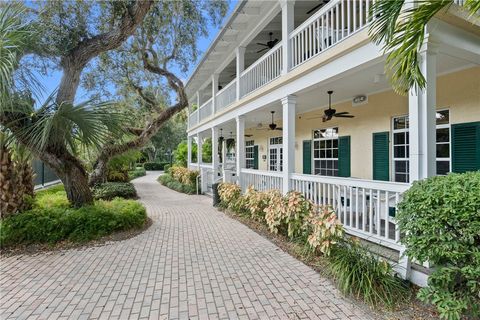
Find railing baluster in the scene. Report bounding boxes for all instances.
[395,193,400,242]
[385,191,390,239]
[376,190,381,236]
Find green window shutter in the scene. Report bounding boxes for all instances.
[338,136,351,177]
[372,132,390,181]
[452,122,480,173]
[302,140,312,174]
[253,145,259,170]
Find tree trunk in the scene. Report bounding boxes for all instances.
[37,149,94,207]
[89,158,108,186]
[60,159,94,207]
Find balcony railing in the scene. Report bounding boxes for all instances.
[188,0,377,128]
[290,0,374,68]
[198,98,213,122]
[216,79,237,111]
[189,109,198,128]
[240,43,282,98]
[239,169,283,193]
[290,173,409,250]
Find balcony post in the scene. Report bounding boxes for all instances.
[236,46,246,101]
[236,115,246,180]
[187,135,193,169]
[196,91,201,124]
[212,73,219,114]
[197,133,202,170]
[280,0,295,75]
[408,40,437,182]
[281,95,296,194]
[211,127,219,180]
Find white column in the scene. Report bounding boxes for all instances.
[408,41,437,182]
[236,116,245,179]
[236,46,246,101]
[212,73,219,114]
[187,136,193,168]
[281,95,296,194]
[280,0,295,75]
[222,138,227,182]
[197,133,202,170]
[196,91,201,123]
[211,127,219,180]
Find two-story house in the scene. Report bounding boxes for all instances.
[184,0,480,286]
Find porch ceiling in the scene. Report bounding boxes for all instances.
[239,51,475,130]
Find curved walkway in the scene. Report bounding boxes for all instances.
[0,172,374,320]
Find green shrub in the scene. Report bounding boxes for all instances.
[397,172,480,319]
[0,198,147,247]
[158,174,198,194]
[92,182,137,200]
[107,151,142,182]
[35,185,70,209]
[128,167,146,180]
[163,164,171,173]
[329,240,409,308]
[144,162,168,170]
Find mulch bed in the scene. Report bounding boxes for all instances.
[1,217,153,257]
[219,207,439,320]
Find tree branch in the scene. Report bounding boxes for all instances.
[56,0,153,105]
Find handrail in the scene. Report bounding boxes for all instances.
[291,173,409,193]
[289,0,340,39]
[199,98,213,110]
[217,78,236,96]
[241,168,283,178]
[241,42,283,77]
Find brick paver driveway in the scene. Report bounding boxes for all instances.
[1,171,374,320]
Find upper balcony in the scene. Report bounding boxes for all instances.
[186,0,473,130]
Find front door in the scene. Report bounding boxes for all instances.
[269,137,283,172]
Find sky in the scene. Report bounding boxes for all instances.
[35,1,237,103]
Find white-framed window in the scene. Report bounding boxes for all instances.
[245,140,255,169]
[269,137,283,172]
[392,110,451,182]
[313,127,339,176]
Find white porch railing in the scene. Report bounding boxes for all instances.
[290,0,374,68]
[291,173,409,250]
[239,169,283,193]
[199,98,213,122]
[216,79,237,111]
[199,163,214,194]
[240,43,283,98]
[189,109,198,128]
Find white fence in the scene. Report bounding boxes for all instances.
[216,79,237,111]
[290,0,374,68]
[189,109,198,128]
[239,169,283,193]
[198,99,213,122]
[290,173,409,250]
[240,43,283,97]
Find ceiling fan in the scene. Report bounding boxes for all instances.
[256,32,279,53]
[307,91,354,122]
[306,0,330,15]
[258,111,283,131]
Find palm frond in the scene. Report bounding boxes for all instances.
[0,3,33,106]
[465,0,480,16]
[12,93,129,153]
[369,0,453,94]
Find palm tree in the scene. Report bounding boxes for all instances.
[369,0,480,94]
[0,4,127,207]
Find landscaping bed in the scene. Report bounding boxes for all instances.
[216,183,439,320]
[157,166,199,194]
[0,185,149,255]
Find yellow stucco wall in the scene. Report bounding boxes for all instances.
[244,66,480,180]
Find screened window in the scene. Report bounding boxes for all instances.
[245,140,255,169]
[313,127,339,176]
[392,110,450,182]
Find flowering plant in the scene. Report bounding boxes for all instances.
[305,205,343,256]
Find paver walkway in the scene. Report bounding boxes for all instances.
[0,172,374,320]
